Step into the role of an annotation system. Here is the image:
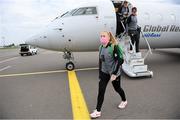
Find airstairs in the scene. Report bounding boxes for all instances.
[117,23,153,77]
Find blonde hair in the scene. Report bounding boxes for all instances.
[100,31,118,45]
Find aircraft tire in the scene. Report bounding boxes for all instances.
[66,62,75,71]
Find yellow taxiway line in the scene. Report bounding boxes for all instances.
[68,71,90,120]
[0,68,94,119]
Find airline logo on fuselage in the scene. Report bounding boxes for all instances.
[143,25,180,38]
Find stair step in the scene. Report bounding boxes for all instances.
[131,52,142,58]
[129,58,144,66]
[133,65,147,73]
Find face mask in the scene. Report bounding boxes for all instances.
[100,37,109,46]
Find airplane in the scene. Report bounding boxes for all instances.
[26,0,180,77]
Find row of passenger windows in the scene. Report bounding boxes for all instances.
[60,7,97,18]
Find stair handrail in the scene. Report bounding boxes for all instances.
[140,30,152,59]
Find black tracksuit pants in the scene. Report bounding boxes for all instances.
[96,72,126,111]
[129,30,140,52]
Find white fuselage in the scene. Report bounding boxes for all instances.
[26,0,180,52]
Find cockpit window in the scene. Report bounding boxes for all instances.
[53,7,97,20]
[72,7,97,16]
[60,11,69,17]
[61,9,77,18]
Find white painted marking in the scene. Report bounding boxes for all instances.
[0,67,99,78]
[0,66,11,72]
[75,67,98,72]
[0,57,18,64]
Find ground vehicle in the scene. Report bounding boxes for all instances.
[19,44,37,56]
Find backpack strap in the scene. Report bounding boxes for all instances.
[108,44,114,57]
[116,45,124,59]
[99,45,103,55]
[127,7,129,13]
[127,14,132,24]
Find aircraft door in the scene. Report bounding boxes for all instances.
[99,0,117,35]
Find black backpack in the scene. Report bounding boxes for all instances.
[126,14,133,25]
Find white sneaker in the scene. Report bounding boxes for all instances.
[90,110,101,119]
[128,50,133,54]
[118,101,128,109]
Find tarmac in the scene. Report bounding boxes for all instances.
[0,48,180,119]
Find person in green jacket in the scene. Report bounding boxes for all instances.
[90,31,127,119]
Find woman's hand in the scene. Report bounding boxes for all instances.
[110,74,117,81]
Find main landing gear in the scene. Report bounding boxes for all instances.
[63,51,75,71]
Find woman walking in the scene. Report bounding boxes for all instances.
[90,31,127,119]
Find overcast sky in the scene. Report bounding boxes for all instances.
[0,0,86,46]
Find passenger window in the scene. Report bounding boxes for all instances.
[73,7,97,16]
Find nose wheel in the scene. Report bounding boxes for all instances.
[66,62,75,71]
[63,50,75,71]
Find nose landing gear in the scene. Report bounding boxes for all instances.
[66,62,75,71]
[63,51,75,71]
